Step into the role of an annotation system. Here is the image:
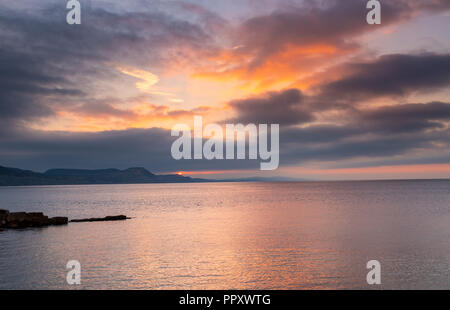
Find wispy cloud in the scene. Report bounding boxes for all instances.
[116,66,160,91]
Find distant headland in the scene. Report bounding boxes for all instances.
[0,165,212,186]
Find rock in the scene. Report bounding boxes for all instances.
[28,212,44,217]
[0,209,9,227]
[6,212,49,228]
[70,215,129,223]
[104,215,128,221]
[29,213,49,227]
[49,217,68,225]
[6,212,28,228]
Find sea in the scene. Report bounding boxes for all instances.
[0,180,449,289]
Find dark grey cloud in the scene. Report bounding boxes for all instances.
[0,47,84,127]
[279,130,450,168]
[231,0,450,69]
[0,3,214,67]
[228,89,314,126]
[1,101,449,173]
[236,0,400,61]
[359,102,450,133]
[0,2,216,128]
[279,101,450,165]
[320,54,450,100]
[282,102,450,144]
[282,133,435,163]
[0,126,261,173]
[0,127,173,172]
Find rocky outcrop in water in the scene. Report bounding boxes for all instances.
[70,215,129,223]
[0,209,129,230]
[0,209,68,229]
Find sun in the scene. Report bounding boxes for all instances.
[176,171,184,176]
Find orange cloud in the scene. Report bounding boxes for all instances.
[193,42,355,92]
[35,101,216,132]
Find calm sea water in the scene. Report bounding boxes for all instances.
[0,181,449,290]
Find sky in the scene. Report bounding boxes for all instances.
[0,0,449,180]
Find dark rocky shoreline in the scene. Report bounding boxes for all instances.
[0,209,129,230]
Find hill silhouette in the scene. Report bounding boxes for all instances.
[0,165,210,186]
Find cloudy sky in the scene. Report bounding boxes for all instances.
[1,0,450,180]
